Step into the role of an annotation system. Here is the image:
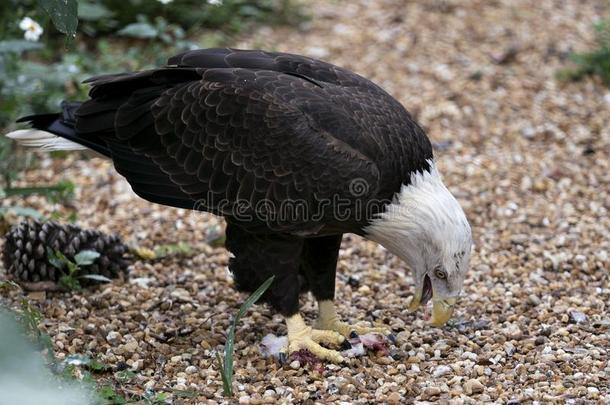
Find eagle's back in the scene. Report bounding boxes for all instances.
[73,48,432,233]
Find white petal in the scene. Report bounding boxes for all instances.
[19,17,34,30]
[24,31,38,41]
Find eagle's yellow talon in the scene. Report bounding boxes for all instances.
[311,329,345,345]
[315,300,390,338]
[285,314,345,363]
[288,339,344,363]
[318,320,390,338]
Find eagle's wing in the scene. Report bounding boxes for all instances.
[76,55,383,231]
[167,48,433,189]
[167,48,373,89]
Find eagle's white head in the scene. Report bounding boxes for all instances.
[364,160,472,326]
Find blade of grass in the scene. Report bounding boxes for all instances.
[215,351,231,395]
[219,275,275,396]
[4,181,74,199]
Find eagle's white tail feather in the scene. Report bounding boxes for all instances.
[5,129,86,151]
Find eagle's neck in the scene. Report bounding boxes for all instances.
[363,160,470,264]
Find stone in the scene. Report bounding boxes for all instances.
[464,379,485,395]
[433,365,452,377]
[568,311,587,324]
[421,387,441,400]
[387,392,401,404]
[106,331,121,344]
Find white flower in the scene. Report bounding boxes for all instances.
[157,0,173,4]
[208,0,223,5]
[19,17,43,42]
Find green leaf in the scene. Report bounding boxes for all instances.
[0,280,21,290]
[79,274,112,283]
[47,249,67,270]
[216,351,231,396]
[153,242,193,258]
[152,392,168,403]
[66,261,78,275]
[87,358,109,372]
[78,1,113,21]
[4,181,75,199]
[117,22,158,39]
[559,19,610,87]
[234,275,275,324]
[219,275,274,396]
[59,274,81,291]
[38,0,79,37]
[73,250,100,266]
[97,385,127,404]
[0,206,44,220]
[114,369,136,382]
[0,40,44,54]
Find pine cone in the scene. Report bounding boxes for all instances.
[2,220,130,285]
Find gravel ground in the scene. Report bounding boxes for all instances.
[1,0,609,403]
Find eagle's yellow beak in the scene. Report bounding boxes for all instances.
[409,287,457,327]
[408,290,423,312]
[430,297,457,327]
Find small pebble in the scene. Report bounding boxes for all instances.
[569,311,587,324]
[263,389,277,397]
[433,365,452,377]
[387,392,401,404]
[464,379,485,395]
[106,331,121,344]
[421,386,441,400]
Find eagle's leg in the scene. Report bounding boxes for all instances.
[300,235,389,337]
[226,222,345,363]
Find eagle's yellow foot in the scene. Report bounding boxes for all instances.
[315,300,390,338]
[283,314,345,363]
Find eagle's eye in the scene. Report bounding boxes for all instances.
[434,267,447,279]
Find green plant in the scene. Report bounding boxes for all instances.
[142,391,171,405]
[4,180,75,200]
[558,19,610,86]
[97,384,128,404]
[47,248,111,290]
[39,0,79,38]
[217,275,275,397]
[153,242,194,258]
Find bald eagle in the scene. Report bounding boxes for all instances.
[7,48,472,362]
